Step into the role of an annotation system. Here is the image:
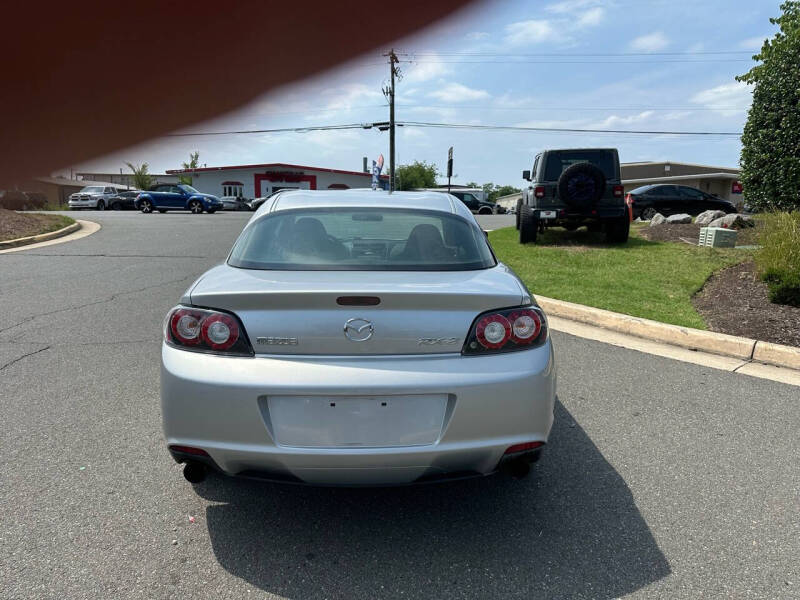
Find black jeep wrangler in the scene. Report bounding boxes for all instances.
[517,148,629,244]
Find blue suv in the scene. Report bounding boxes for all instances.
[135,184,223,214]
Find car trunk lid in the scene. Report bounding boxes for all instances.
[189,264,524,355]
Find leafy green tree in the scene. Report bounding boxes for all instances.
[125,162,153,191]
[489,185,522,202]
[179,151,200,185]
[737,1,800,211]
[396,160,438,190]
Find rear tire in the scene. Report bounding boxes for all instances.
[158,209,167,213]
[111,202,121,211]
[519,205,538,244]
[139,199,153,213]
[515,199,522,230]
[605,215,630,243]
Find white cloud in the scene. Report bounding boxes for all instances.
[504,4,605,47]
[403,54,451,84]
[545,0,607,13]
[629,31,669,52]
[465,31,489,40]
[428,82,491,102]
[739,36,767,51]
[590,110,655,129]
[504,20,557,46]
[577,7,605,27]
[690,81,753,117]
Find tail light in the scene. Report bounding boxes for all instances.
[613,185,624,198]
[534,186,545,199]
[504,441,544,454]
[462,306,547,355]
[164,306,253,356]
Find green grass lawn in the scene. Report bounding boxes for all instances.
[489,224,751,329]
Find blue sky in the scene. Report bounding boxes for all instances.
[75,0,780,187]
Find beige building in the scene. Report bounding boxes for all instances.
[620,161,741,201]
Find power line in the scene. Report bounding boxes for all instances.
[399,58,750,64]
[165,121,742,138]
[396,103,744,112]
[167,123,367,137]
[398,121,742,136]
[396,50,752,57]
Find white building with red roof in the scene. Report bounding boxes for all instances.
[166,162,389,199]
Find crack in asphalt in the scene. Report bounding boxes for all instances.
[6,253,210,258]
[0,345,51,371]
[0,276,194,338]
[0,339,159,347]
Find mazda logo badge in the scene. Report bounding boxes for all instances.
[343,318,374,342]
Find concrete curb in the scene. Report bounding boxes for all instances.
[535,295,800,372]
[0,221,80,249]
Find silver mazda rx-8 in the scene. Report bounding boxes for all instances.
[161,190,556,486]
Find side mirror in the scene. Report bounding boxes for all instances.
[483,230,489,238]
[522,170,531,181]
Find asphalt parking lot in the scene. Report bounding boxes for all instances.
[1,211,798,599]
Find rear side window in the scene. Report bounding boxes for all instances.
[228,208,496,271]
[544,151,617,181]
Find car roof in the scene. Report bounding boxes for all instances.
[263,189,468,217]
[629,184,658,193]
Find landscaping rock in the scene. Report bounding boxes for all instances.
[649,213,666,226]
[708,213,755,229]
[695,209,726,226]
[666,213,692,224]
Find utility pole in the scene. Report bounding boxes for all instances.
[382,49,400,192]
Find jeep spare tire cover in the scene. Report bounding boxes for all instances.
[557,162,605,208]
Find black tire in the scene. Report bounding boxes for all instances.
[557,162,606,210]
[515,199,522,230]
[478,206,492,215]
[188,199,204,214]
[519,205,538,244]
[110,202,121,211]
[207,209,217,214]
[605,215,630,244]
[563,223,579,231]
[158,209,167,213]
[96,200,105,211]
[139,199,153,213]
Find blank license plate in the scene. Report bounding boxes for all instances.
[267,394,448,448]
[539,210,557,219]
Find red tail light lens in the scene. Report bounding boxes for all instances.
[463,306,547,355]
[504,441,544,454]
[534,186,545,199]
[165,306,253,356]
[613,185,624,198]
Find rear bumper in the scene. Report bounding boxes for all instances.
[161,341,556,485]
[535,206,627,222]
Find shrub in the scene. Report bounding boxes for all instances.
[756,211,800,306]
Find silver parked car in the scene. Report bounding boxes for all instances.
[161,190,556,486]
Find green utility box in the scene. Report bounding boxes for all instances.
[699,227,738,248]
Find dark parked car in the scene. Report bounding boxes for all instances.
[626,184,736,220]
[135,184,223,214]
[108,190,142,211]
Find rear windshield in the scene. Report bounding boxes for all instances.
[544,151,617,181]
[228,208,496,271]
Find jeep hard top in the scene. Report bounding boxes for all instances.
[517,148,629,243]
